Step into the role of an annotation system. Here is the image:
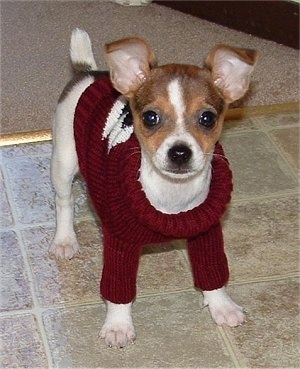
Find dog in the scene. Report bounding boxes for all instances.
[50,29,257,348]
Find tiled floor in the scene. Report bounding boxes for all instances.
[0,109,299,368]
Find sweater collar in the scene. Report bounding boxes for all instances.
[118,136,233,239]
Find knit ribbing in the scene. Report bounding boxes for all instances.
[74,76,233,304]
[187,223,229,291]
[100,229,141,303]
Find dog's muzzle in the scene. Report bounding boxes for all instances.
[168,144,192,168]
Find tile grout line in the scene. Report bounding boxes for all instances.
[228,272,299,286]
[216,326,243,368]
[0,157,54,368]
[231,189,299,204]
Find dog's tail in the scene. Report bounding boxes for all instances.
[70,28,98,72]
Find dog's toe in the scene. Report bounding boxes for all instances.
[212,305,245,327]
[99,322,136,348]
[49,237,80,260]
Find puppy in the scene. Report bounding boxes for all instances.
[50,29,257,348]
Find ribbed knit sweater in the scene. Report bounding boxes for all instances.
[74,75,233,304]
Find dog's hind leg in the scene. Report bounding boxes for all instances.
[50,100,80,259]
[50,71,95,259]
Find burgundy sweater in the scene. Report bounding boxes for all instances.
[74,76,233,304]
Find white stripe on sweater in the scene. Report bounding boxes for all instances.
[102,96,134,152]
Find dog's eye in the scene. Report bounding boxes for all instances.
[142,111,160,128]
[198,109,217,129]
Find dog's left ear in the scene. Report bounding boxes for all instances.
[206,45,258,103]
[105,37,156,98]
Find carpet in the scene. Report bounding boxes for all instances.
[1,1,299,135]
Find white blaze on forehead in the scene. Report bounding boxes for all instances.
[167,79,185,126]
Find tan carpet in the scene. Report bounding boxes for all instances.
[1,1,299,134]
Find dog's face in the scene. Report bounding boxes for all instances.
[129,64,226,179]
[105,39,257,180]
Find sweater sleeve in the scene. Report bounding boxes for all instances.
[187,222,229,291]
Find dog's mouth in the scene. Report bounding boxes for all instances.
[160,165,198,180]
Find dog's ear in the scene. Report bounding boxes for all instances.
[206,45,258,103]
[105,37,156,98]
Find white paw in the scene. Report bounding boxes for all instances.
[49,236,80,260]
[99,302,135,348]
[203,287,245,327]
[100,321,136,348]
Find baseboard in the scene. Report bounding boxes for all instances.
[154,1,299,49]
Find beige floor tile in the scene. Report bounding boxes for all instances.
[254,111,299,129]
[223,116,259,133]
[43,292,234,368]
[0,230,32,311]
[0,168,13,228]
[223,195,299,282]
[138,241,193,296]
[21,220,103,306]
[220,131,298,199]
[269,127,299,171]
[4,155,55,224]
[2,149,91,225]
[224,278,299,368]
[0,314,47,368]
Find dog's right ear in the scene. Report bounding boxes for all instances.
[105,37,156,98]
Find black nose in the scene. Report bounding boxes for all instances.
[168,144,192,166]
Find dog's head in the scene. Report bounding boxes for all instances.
[105,38,257,180]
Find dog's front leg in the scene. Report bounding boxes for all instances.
[188,223,245,327]
[100,301,135,348]
[99,232,141,347]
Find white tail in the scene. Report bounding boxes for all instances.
[70,28,97,72]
